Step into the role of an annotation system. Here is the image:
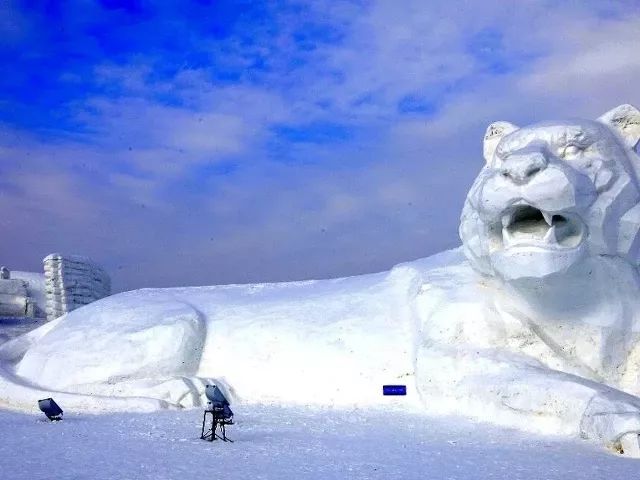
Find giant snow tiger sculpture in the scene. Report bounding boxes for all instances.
[2,104,640,455]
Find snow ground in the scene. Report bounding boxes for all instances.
[0,404,637,480]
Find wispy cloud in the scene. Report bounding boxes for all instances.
[1,0,639,290]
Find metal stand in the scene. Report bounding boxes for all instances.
[200,406,234,442]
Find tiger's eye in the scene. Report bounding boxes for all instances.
[562,144,581,158]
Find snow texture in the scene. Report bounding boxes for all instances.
[3,105,640,458]
[3,406,640,480]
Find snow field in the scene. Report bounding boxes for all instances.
[1,404,637,480]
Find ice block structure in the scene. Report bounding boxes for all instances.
[43,254,111,320]
[0,268,37,318]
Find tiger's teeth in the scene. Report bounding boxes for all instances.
[542,211,553,226]
[544,225,557,244]
[501,213,510,228]
[502,227,512,245]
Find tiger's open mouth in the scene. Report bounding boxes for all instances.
[498,205,585,249]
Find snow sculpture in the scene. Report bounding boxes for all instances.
[43,254,111,320]
[2,104,640,456]
[430,103,640,454]
[0,278,31,317]
[0,267,39,318]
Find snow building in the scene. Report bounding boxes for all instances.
[0,267,37,318]
[0,255,111,320]
[43,254,111,320]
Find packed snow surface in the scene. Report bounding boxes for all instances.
[1,405,638,480]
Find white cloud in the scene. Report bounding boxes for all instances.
[519,16,640,114]
[78,98,247,156]
[4,1,640,290]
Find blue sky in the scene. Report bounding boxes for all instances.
[2,0,640,291]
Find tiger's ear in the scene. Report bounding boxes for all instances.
[598,104,640,150]
[483,121,518,163]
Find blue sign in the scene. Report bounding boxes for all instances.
[383,385,407,396]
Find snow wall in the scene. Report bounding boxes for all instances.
[43,254,111,321]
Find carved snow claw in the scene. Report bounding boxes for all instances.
[618,433,640,458]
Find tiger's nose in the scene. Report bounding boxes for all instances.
[501,151,548,184]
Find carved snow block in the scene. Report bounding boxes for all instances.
[0,279,30,317]
[43,254,111,321]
